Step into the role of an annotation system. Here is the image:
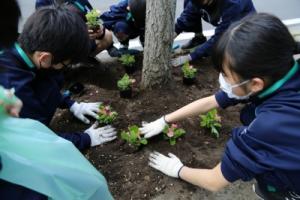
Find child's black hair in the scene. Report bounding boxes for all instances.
[0,0,21,48]
[212,13,296,87]
[18,5,90,64]
[128,0,146,28]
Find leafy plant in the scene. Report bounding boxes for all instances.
[121,125,148,147]
[85,9,102,29]
[181,62,197,78]
[117,74,135,91]
[97,104,118,124]
[119,54,135,67]
[200,109,222,138]
[163,124,186,145]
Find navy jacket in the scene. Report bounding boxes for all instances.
[0,44,91,149]
[176,0,256,60]
[100,0,144,42]
[215,61,300,193]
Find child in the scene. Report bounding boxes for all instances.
[0,6,117,150]
[100,0,146,52]
[141,13,300,199]
[171,0,256,67]
[35,0,119,58]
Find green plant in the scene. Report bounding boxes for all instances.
[200,109,222,138]
[121,125,148,147]
[119,54,135,66]
[117,74,135,91]
[85,9,102,29]
[97,105,118,124]
[163,124,186,145]
[181,62,197,78]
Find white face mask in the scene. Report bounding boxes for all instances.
[218,73,253,100]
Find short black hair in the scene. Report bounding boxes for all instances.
[128,0,146,28]
[0,0,21,48]
[212,13,296,86]
[19,5,90,64]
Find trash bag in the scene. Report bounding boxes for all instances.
[0,86,113,200]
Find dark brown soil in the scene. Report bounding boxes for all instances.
[50,55,243,200]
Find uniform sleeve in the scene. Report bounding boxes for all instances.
[214,90,240,109]
[190,3,240,60]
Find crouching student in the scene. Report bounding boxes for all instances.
[100,0,146,54]
[171,0,256,67]
[0,6,117,150]
[35,0,119,58]
[140,13,300,199]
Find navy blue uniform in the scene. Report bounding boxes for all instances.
[176,0,256,60]
[100,0,145,46]
[0,43,91,150]
[215,61,300,193]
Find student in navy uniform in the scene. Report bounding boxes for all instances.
[140,13,300,199]
[171,0,256,67]
[100,0,146,52]
[0,6,117,151]
[35,0,120,58]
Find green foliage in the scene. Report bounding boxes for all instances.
[163,124,186,145]
[200,109,222,138]
[119,54,135,66]
[121,125,148,147]
[181,62,197,78]
[117,74,135,91]
[85,9,101,28]
[97,105,118,124]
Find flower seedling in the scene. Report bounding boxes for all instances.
[97,104,118,125]
[117,74,135,98]
[121,125,148,147]
[200,109,222,138]
[181,62,197,85]
[163,124,186,145]
[85,9,102,31]
[119,54,136,74]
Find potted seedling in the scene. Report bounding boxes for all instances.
[200,108,222,138]
[119,54,136,74]
[117,74,135,98]
[97,104,118,126]
[120,125,148,153]
[181,62,197,85]
[85,9,102,32]
[163,123,186,145]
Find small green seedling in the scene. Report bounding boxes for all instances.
[121,125,148,147]
[200,108,222,138]
[97,104,118,125]
[85,9,102,30]
[117,74,135,91]
[163,124,186,145]
[119,54,135,67]
[181,62,197,78]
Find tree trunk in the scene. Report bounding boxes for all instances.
[141,0,176,89]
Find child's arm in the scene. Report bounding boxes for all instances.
[149,152,229,192]
[140,95,219,138]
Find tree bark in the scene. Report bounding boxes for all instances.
[141,0,176,89]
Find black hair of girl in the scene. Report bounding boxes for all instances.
[212,13,296,87]
[128,0,146,28]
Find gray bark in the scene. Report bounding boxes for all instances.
[141,0,176,89]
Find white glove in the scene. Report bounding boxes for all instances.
[139,116,167,139]
[149,151,184,178]
[171,54,192,67]
[84,123,117,147]
[70,102,101,124]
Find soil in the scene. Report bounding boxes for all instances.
[50,55,257,200]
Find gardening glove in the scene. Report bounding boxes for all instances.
[70,102,101,124]
[139,116,167,139]
[149,151,184,178]
[171,54,192,67]
[84,123,117,147]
